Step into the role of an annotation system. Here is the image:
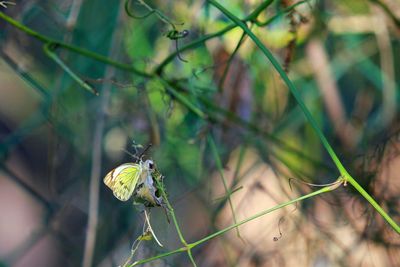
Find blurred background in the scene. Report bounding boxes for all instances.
[0,0,400,266]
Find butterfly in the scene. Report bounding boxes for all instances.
[103,159,164,206]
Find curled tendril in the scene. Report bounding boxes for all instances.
[125,0,155,19]
[165,29,190,63]
[125,0,178,30]
[124,0,189,63]
[288,177,344,192]
[273,217,285,241]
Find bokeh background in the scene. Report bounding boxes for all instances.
[1,0,400,266]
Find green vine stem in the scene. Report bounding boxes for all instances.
[130,185,337,266]
[207,0,400,234]
[43,43,98,95]
[125,0,177,29]
[0,11,151,78]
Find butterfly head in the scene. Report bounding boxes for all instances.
[143,159,155,172]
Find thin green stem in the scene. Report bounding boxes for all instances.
[43,43,98,95]
[0,11,150,78]
[187,249,198,267]
[59,42,151,77]
[0,11,49,42]
[208,135,243,240]
[130,247,187,266]
[255,0,307,26]
[346,174,400,233]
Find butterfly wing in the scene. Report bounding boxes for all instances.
[103,163,142,201]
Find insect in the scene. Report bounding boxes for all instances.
[103,159,164,206]
[104,157,169,254]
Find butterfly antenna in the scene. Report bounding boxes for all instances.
[138,143,152,160]
[122,149,141,162]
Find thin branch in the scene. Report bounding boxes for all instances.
[43,43,99,95]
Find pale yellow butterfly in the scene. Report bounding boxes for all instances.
[103,159,154,201]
